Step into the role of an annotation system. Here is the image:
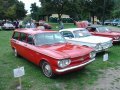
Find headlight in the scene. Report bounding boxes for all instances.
[94,44,102,51]
[58,59,71,68]
[90,51,96,58]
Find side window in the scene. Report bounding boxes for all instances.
[89,28,96,32]
[19,33,27,42]
[86,27,91,31]
[61,31,74,38]
[12,32,19,40]
[27,35,34,45]
[92,28,97,32]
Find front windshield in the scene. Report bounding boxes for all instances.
[97,27,110,32]
[34,32,66,46]
[73,29,92,38]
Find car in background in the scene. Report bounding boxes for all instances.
[117,22,120,27]
[60,28,112,52]
[87,25,120,42]
[2,22,15,30]
[39,20,52,29]
[104,20,112,25]
[10,28,96,78]
[43,23,52,29]
[111,19,120,26]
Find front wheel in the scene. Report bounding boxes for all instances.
[42,61,54,78]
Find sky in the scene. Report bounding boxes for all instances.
[18,0,41,14]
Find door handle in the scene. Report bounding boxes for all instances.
[24,44,27,46]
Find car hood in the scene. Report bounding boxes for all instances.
[37,43,93,59]
[66,36,112,44]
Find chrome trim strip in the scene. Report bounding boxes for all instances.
[113,40,120,41]
[56,58,95,73]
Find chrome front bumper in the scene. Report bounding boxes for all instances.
[56,58,95,73]
[96,44,113,53]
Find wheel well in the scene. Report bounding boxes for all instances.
[12,47,15,50]
[39,59,47,67]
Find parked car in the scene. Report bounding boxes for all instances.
[111,19,120,26]
[117,22,120,27]
[10,28,96,78]
[87,25,120,42]
[60,28,112,52]
[104,20,112,25]
[39,21,52,29]
[2,22,15,30]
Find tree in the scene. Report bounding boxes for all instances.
[40,0,74,20]
[0,0,27,20]
[84,0,114,24]
[30,3,40,21]
[15,1,27,19]
[112,0,120,18]
[39,0,115,23]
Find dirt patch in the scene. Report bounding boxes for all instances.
[85,67,120,90]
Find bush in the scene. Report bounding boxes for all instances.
[49,17,73,23]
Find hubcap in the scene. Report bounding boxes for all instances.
[43,62,52,77]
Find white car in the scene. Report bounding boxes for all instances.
[2,22,15,30]
[60,28,113,52]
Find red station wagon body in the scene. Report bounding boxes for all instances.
[10,28,96,77]
[87,25,120,42]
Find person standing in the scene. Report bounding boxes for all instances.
[59,20,64,30]
[30,20,36,28]
[15,20,19,28]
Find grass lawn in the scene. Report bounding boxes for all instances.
[0,24,120,90]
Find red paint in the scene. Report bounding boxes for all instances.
[10,28,94,75]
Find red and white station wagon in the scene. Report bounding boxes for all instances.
[10,28,96,78]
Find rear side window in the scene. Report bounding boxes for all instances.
[27,35,34,45]
[12,32,19,40]
[91,28,96,32]
[61,31,74,38]
[87,27,96,32]
[19,33,27,42]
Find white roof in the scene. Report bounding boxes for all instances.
[60,28,85,32]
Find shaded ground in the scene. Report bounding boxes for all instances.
[86,67,120,90]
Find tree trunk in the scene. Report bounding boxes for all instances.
[58,13,62,21]
[92,15,94,24]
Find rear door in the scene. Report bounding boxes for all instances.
[24,34,40,64]
[17,33,28,57]
[11,32,21,55]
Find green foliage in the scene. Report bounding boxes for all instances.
[112,0,120,18]
[30,3,40,21]
[84,0,114,20]
[0,0,27,20]
[40,0,74,20]
[15,1,27,19]
[39,0,115,21]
